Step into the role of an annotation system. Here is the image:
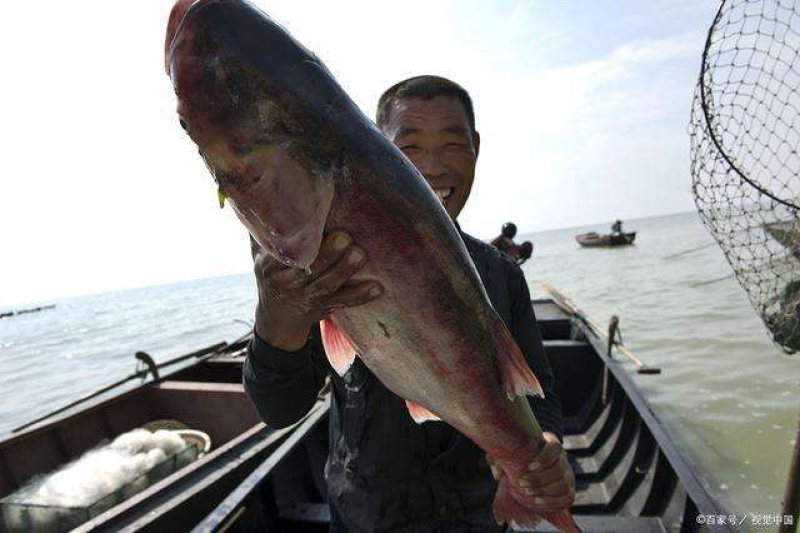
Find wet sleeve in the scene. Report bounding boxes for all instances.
[507,266,565,442]
[243,324,328,429]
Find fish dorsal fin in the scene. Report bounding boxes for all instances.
[493,322,544,400]
[405,400,441,424]
[320,318,357,376]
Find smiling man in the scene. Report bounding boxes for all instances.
[244,75,574,532]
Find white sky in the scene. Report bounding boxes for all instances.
[0,0,712,306]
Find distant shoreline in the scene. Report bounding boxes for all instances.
[2,210,701,309]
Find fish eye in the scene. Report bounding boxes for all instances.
[179,118,188,132]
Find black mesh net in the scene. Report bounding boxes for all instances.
[691,0,800,353]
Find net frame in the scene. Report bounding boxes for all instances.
[691,0,800,353]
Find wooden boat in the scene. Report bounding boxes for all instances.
[196,286,733,532]
[0,286,732,532]
[576,231,636,248]
[0,335,326,533]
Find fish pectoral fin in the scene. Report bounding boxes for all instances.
[320,318,357,376]
[405,400,442,424]
[494,324,545,401]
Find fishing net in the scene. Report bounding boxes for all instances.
[690,0,800,353]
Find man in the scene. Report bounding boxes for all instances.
[611,220,623,236]
[244,76,575,532]
[516,241,534,265]
[491,222,519,258]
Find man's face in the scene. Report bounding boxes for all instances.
[381,95,480,219]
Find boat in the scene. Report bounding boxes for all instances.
[0,334,332,533]
[764,220,800,251]
[575,231,637,248]
[0,286,732,532]
[197,287,732,532]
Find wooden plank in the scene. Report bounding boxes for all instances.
[542,340,591,350]
[533,300,570,322]
[153,381,244,393]
[144,381,259,446]
[57,410,113,458]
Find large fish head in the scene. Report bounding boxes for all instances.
[165,0,338,269]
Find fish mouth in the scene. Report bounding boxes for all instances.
[226,144,336,270]
[235,194,332,269]
[272,201,332,268]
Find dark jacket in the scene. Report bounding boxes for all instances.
[243,231,563,532]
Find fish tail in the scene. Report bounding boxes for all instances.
[492,478,581,533]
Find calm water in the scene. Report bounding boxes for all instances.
[1,211,796,528]
[523,211,799,529]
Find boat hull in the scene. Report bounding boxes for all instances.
[576,231,637,247]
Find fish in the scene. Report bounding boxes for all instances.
[165,1,579,530]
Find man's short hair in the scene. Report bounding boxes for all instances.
[376,75,475,133]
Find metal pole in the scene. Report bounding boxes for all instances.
[539,282,661,374]
[780,417,800,532]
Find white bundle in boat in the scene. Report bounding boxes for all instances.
[1,428,204,532]
[25,429,187,508]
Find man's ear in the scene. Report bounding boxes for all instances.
[472,130,481,158]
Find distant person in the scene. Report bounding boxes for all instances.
[491,222,519,257]
[516,241,534,265]
[611,219,623,236]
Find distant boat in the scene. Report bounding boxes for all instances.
[575,231,636,248]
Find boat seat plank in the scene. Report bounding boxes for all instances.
[532,301,569,322]
[145,381,260,446]
[153,380,245,393]
[574,480,611,507]
[570,454,600,477]
[542,340,590,349]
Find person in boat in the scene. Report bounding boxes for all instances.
[611,219,623,236]
[490,222,519,258]
[244,76,574,533]
[516,241,533,265]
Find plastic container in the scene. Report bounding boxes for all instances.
[0,442,199,533]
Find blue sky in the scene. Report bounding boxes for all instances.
[0,0,715,305]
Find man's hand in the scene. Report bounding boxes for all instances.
[488,432,576,512]
[251,231,383,351]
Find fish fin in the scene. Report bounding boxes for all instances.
[405,400,441,424]
[493,323,544,400]
[492,477,581,532]
[320,318,357,376]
